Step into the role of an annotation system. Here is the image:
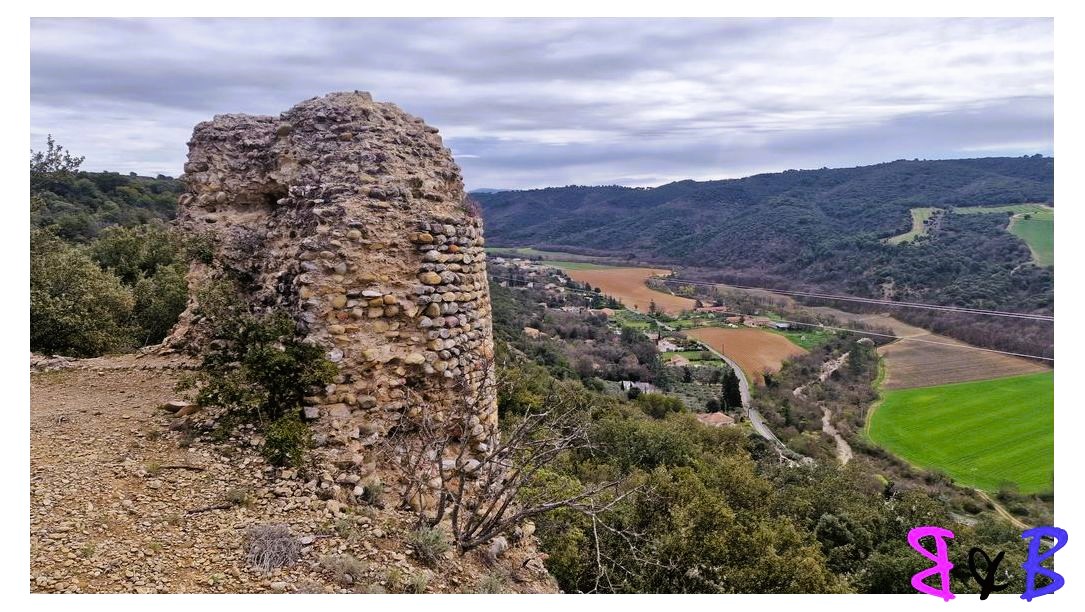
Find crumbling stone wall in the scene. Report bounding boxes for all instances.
[171,92,497,500]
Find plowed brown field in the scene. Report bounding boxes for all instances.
[877,335,1049,389]
[686,327,807,383]
[564,267,696,315]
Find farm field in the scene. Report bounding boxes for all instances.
[954,203,1053,267]
[953,203,1053,216]
[877,331,1049,389]
[868,371,1053,494]
[766,326,833,350]
[792,305,1048,388]
[686,327,807,383]
[886,206,941,244]
[563,267,696,315]
[1009,215,1054,266]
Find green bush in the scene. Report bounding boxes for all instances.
[264,413,310,468]
[634,392,685,419]
[89,224,179,285]
[132,263,188,345]
[183,283,336,468]
[31,230,135,356]
[193,294,337,424]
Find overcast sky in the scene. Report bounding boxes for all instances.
[30,18,1053,190]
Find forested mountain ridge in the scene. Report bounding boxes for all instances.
[477,156,1052,267]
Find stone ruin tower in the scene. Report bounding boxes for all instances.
[171,92,497,505]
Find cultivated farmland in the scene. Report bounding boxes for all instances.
[686,327,807,383]
[868,371,1053,494]
[797,306,1048,389]
[877,327,1048,390]
[885,206,941,244]
[562,266,696,315]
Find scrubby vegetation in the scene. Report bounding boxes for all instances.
[180,285,337,467]
[491,283,671,387]
[30,138,189,356]
[243,524,301,572]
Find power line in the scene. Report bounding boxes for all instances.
[655,277,1054,322]
[488,275,1054,362]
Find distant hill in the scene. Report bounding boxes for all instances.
[468,188,506,194]
[477,156,1052,261]
[476,156,1054,357]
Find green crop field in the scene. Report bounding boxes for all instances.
[766,327,833,350]
[954,204,1053,266]
[954,203,1053,216]
[886,207,941,244]
[611,309,653,329]
[868,371,1053,494]
[1009,215,1054,267]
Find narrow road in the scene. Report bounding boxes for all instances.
[669,320,806,463]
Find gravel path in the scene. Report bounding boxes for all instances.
[794,353,853,465]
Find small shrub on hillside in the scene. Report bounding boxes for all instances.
[191,289,337,424]
[383,567,405,592]
[263,413,310,468]
[359,480,384,506]
[225,487,252,507]
[406,571,430,594]
[184,231,217,264]
[320,553,369,587]
[408,526,450,566]
[182,281,336,468]
[243,524,300,572]
[474,572,508,594]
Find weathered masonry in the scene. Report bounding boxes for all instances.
[170,92,497,501]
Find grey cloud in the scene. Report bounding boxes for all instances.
[30,17,1052,189]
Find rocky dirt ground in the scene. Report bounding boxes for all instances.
[30,354,555,594]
